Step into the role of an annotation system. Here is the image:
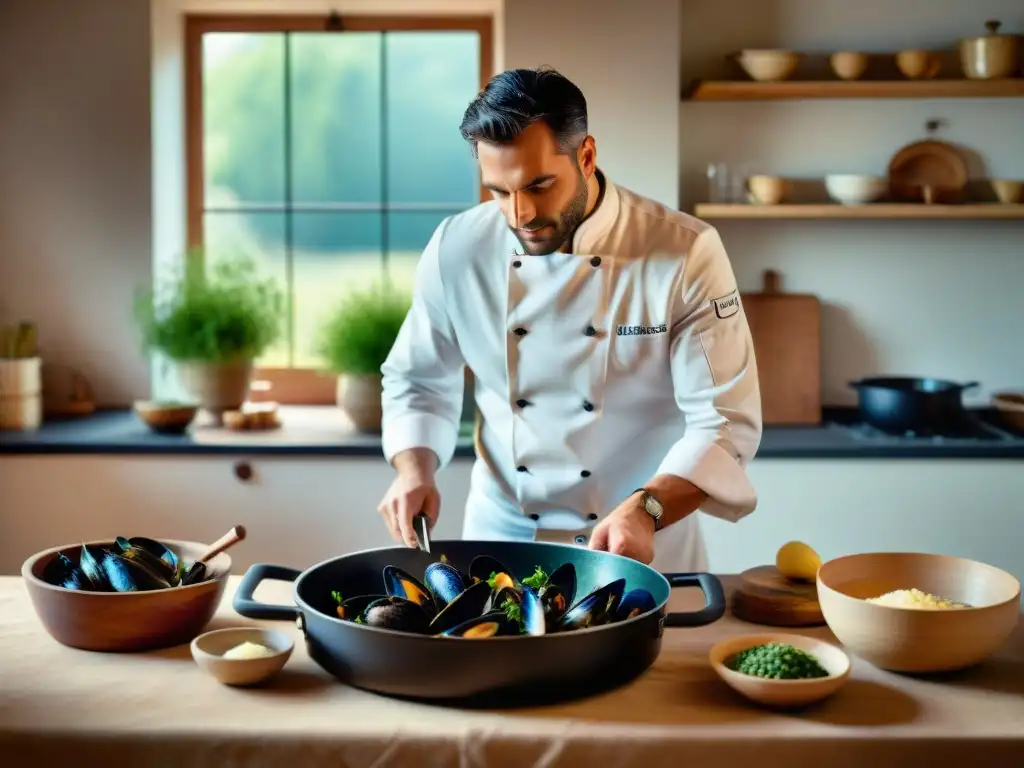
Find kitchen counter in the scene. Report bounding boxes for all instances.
[2,406,1023,459]
[1,576,1021,767]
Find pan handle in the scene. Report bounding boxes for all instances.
[232,563,302,621]
[661,573,727,628]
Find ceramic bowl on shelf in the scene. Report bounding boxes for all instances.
[991,180,1023,204]
[133,400,199,434]
[747,175,789,204]
[830,51,869,80]
[817,552,1021,674]
[825,174,888,205]
[191,626,295,687]
[709,632,851,708]
[735,50,801,82]
[992,391,1024,431]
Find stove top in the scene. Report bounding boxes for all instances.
[830,411,1023,444]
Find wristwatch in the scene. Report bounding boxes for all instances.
[633,488,665,532]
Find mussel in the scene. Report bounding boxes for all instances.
[468,555,515,592]
[440,610,518,638]
[331,592,385,622]
[383,566,437,618]
[128,536,181,574]
[42,553,88,591]
[79,544,113,591]
[555,578,626,631]
[116,536,180,586]
[363,596,431,633]
[101,550,173,592]
[615,588,657,621]
[428,579,492,634]
[520,585,546,636]
[423,561,466,608]
[483,584,521,615]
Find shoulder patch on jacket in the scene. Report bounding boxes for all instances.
[712,290,740,319]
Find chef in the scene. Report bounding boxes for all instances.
[377,67,762,573]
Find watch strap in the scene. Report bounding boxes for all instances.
[633,487,664,532]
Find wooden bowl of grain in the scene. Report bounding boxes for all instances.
[817,552,1020,673]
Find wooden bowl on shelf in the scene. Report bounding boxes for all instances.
[22,538,232,652]
[817,552,1020,673]
[133,400,199,434]
[992,391,1024,431]
[991,180,1023,204]
[735,50,801,82]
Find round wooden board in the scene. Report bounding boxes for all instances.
[731,565,826,627]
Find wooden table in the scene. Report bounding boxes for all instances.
[1,575,1022,767]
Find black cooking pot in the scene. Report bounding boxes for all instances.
[233,537,726,707]
[849,376,979,435]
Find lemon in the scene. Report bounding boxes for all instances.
[776,541,821,582]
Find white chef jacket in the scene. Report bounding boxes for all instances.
[380,171,762,574]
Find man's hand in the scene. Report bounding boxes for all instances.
[377,448,440,548]
[588,493,655,564]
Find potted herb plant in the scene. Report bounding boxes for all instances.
[315,282,411,433]
[133,250,284,423]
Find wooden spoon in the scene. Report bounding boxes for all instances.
[182,526,246,585]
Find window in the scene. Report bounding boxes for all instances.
[185,14,492,404]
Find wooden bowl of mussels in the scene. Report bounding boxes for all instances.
[21,527,244,652]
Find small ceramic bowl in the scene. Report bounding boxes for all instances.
[709,632,851,708]
[191,626,294,686]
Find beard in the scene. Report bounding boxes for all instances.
[511,166,589,256]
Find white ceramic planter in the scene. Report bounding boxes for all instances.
[0,357,42,431]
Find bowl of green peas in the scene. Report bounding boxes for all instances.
[709,633,851,708]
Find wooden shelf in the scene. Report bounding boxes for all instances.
[694,204,1024,220]
[683,78,1024,101]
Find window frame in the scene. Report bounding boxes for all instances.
[183,13,492,405]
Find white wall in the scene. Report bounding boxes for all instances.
[679,0,1024,406]
[504,0,681,207]
[0,0,153,406]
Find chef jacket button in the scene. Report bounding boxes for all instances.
[517,465,529,473]
[529,514,540,521]
[513,260,522,268]
[590,256,601,267]
[588,513,598,521]
[582,400,594,412]
[515,398,530,408]
[580,470,592,478]
[512,327,528,337]
[584,325,597,337]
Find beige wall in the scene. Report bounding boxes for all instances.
[0,0,153,405]
[679,0,1024,406]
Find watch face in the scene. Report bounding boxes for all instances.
[644,494,664,518]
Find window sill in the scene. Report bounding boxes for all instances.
[0,406,477,458]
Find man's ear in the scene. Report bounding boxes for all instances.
[577,135,597,177]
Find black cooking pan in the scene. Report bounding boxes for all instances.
[233,521,725,707]
[849,376,979,435]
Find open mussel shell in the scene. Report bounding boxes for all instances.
[181,561,207,586]
[538,585,569,629]
[520,585,546,636]
[43,552,89,591]
[439,610,518,638]
[614,588,657,621]
[555,578,626,631]
[483,585,521,615]
[100,550,173,592]
[116,536,180,585]
[333,593,386,622]
[423,561,466,608]
[428,579,492,634]
[468,555,514,590]
[383,566,437,618]
[547,562,577,606]
[363,596,431,633]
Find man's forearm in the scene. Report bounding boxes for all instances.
[637,473,708,529]
[392,447,439,479]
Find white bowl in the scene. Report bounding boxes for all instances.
[709,632,851,708]
[825,174,888,205]
[191,626,294,686]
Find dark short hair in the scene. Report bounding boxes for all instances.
[459,67,588,156]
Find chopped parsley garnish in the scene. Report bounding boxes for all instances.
[331,590,343,604]
[521,566,549,590]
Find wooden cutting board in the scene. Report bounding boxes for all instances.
[731,565,826,627]
[741,269,821,425]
